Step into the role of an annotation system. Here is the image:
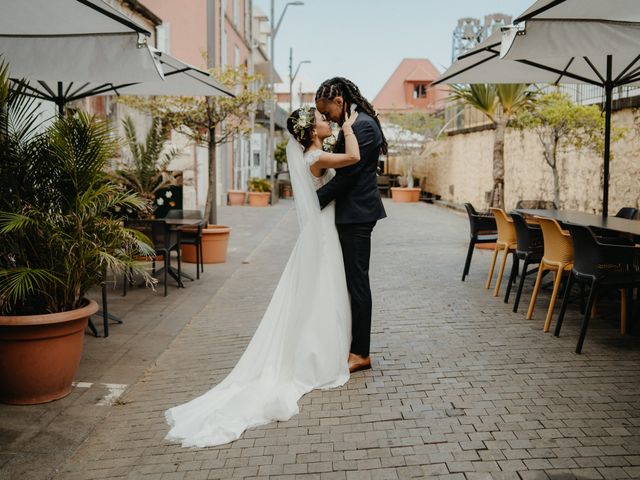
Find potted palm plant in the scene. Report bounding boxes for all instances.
[0,62,153,404]
[247,177,272,207]
[112,116,182,217]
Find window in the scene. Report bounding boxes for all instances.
[253,152,260,167]
[413,83,427,99]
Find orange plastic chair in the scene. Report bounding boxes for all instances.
[486,208,517,297]
[526,216,574,332]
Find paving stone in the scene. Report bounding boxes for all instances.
[3,201,640,480]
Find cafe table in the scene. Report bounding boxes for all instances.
[515,209,640,239]
[163,217,206,283]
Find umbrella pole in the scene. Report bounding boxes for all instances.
[56,82,64,117]
[603,55,612,218]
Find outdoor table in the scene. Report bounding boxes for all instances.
[515,209,640,239]
[163,218,206,283]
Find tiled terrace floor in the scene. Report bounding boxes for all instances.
[2,199,640,480]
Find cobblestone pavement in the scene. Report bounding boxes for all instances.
[8,200,640,480]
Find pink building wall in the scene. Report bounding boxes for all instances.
[143,0,208,69]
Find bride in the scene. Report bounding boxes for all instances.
[165,106,362,447]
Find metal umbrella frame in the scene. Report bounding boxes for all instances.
[1,0,164,114]
[500,0,640,217]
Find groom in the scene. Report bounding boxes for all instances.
[315,77,387,373]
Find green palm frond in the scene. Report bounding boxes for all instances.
[450,84,499,122]
[496,84,536,116]
[0,268,62,311]
[0,211,36,234]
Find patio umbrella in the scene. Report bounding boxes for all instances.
[0,0,163,113]
[499,0,640,217]
[105,50,233,97]
[434,31,577,86]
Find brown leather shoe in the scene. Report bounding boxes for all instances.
[348,354,371,373]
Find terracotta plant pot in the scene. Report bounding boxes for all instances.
[391,187,421,203]
[0,299,99,405]
[182,226,231,264]
[227,190,246,206]
[248,192,270,207]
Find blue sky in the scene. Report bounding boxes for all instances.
[253,0,534,99]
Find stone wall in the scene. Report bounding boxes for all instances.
[410,108,640,213]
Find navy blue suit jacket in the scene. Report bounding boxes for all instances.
[316,110,387,224]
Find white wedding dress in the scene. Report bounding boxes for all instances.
[165,141,351,447]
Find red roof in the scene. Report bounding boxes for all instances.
[373,58,448,113]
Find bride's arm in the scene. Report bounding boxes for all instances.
[310,112,360,173]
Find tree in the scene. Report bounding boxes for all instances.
[450,84,535,209]
[513,91,623,207]
[384,111,443,187]
[121,66,269,224]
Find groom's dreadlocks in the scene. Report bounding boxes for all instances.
[315,77,388,156]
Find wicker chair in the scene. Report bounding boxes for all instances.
[554,223,640,353]
[515,200,558,210]
[486,208,517,297]
[526,217,574,332]
[505,211,544,311]
[461,203,497,281]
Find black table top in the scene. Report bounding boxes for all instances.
[515,209,640,237]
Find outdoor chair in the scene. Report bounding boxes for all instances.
[554,223,640,353]
[486,208,517,297]
[461,203,497,281]
[88,270,123,338]
[124,218,182,297]
[615,207,639,219]
[526,216,574,332]
[590,207,640,241]
[515,200,558,210]
[166,209,205,280]
[376,175,391,198]
[505,211,544,312]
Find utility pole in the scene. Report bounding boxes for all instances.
[288,47,310,113]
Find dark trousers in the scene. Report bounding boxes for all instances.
[337,222,376,357]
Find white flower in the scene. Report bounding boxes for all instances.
[165,191,173,198]
[156,197,165,205]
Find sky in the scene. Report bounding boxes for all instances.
[252,0,534,99]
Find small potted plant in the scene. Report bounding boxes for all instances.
[390,158,421,202]
[247,177,272,207]
[227,189,246,206]
[0,63,153,404]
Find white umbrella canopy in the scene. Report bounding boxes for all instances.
[498,0,640,216]
[0,0,163,111]
[434,31,574,85]
[501,0,640,87]
[109,50,233,97]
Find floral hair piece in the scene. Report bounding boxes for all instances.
[291,105,314,141]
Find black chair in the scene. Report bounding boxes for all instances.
[166,209,205,280]
[124,218,182,297]
[462,203,498,281]
[515,200,558,210]
[376,175,391,198]
[504,211,544,310]
[615,207,639,219]
[554,223,640,353]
